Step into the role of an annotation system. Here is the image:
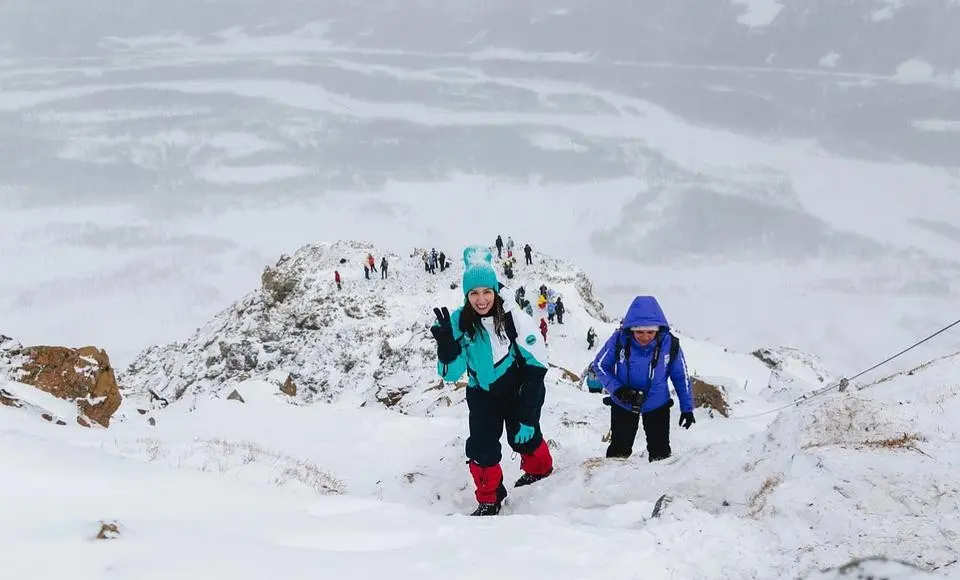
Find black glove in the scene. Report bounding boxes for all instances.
[679,411,695,429]
[430,307,461,364]
[613,386,644,413]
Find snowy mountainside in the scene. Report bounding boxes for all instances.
[5,242,960,578]
[120,240,628,416]
[89,325,960,577]
[118,239,831,422]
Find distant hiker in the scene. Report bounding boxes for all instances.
[380,257,389,279]
[592,296,694,462]
[429,248,438,274]
[495,235,504,259]
[506,236,515,254]
[367,253,377,273]
[438,251,447,272]
[584,364,603,393]
[536,294,548,318]
[422,250,430,272]
[547,298,556,323]
[523,243,533,265]
[539,317,548,345]
[514,286,526,305]
[503,258,514,279]
[430,245,554,516]
[334,270,342,291]
[555,297,565,324]
[364,264,370,280]
[586,327,597,349]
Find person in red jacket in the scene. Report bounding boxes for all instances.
[539,318,548,345]
[334,270,342,291]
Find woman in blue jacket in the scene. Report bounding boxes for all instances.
[593,296,695,461]
[430,245,554,515]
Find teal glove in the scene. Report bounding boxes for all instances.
[514,423,535,444]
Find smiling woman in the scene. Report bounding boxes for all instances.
[429,245,553,516]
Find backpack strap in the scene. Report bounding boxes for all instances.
[668,333,680,367]
[503,312,527,370]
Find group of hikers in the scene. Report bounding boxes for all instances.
[334,248,459,288]
[430,244,696,516]
[333,253,389,288]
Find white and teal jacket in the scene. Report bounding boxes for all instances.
[436,299,548,391]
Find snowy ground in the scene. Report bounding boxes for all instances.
[4,250,960,579]
[4,342,959,579]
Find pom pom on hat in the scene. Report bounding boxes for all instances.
[461,245,499,295]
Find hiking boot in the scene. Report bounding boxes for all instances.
[469,482,507,516]
[514,467,553,487]
[470,502,502,516]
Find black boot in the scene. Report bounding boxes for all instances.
[514,468,553,487]
[470,483,507,516]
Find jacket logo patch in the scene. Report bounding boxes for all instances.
[525,334,537,345]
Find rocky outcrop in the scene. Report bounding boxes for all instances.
[119,241,455,413]
[1,335,122,427]
[119,240,617,416]
[692,377,730,417]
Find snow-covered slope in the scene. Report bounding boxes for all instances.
[119,240,615,413]
[117,239,823,422]
[4,318,959,579]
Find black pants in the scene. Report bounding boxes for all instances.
[606,400,672,461]
[525,254,532,265]
[465,368,546,467]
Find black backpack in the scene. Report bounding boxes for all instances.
[613,328,680,388]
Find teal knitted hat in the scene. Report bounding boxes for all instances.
[461,245,499,296]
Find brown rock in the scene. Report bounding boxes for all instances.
[692,377,730,417]
[280,375,297,397]
[548,363,580,383]
[16,346,122,427]
[96,521,120,540]
[0,388,21,408]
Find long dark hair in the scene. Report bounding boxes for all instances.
[459,293,507,341]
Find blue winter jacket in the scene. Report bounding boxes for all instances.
[593,296,694,414]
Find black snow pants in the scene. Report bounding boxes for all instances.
[606,399,672,461]
[465,366,547,467]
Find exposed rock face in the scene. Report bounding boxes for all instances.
[692,377,730,417]
[120,241,449,413]
[1,336,121,427]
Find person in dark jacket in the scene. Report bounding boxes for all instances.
[430,245,554,516]
[593,296,695,461]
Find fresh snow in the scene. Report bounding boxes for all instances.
[4,243,960,579]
